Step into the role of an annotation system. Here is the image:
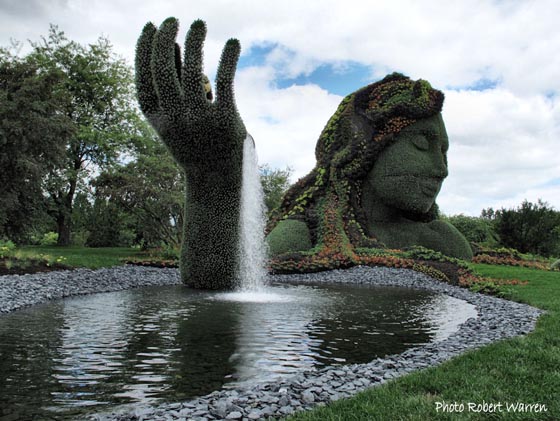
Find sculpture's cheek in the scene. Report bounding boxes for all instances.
[369,174,440,214]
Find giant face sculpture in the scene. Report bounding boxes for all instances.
[267,74,472,261]
[362,113,449,220]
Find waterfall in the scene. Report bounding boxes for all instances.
[237,134,269,291]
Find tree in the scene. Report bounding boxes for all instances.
[85,197,133,247]
[92,126,184,248]
[29,26,143,245]
[494,199,560,256]
[260,164,292,217]
[0,46,73,241]
[443,214,497,245]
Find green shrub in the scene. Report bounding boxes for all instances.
[267,219,312,256]
[39,232,59,246]
[493,200,560,257]
[161,245,180,260]
[0,239,16,258]
[444,214,497,245]
[71,230,90,247]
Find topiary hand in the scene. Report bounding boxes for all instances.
[135,18,246,171]
[135,18,247,289]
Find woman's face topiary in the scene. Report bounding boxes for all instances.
[364,113,449,215]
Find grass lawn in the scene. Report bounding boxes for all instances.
[288,264,560,420]
[17,245,144,269]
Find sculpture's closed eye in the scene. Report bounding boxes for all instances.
[411,136,429,151]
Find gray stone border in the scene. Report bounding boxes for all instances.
[0,266,181,314]
[75,265,542,421]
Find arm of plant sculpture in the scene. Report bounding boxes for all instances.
[135,18,246,289]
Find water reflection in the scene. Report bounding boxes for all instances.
[0,283,476,419]
[50,292,132,408]
[0,301,65,420]
[228,285,328,386]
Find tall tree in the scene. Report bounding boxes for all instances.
[29,26,143,245]
[494,199,560,256]
[93,127,184,248]
[442,214,497,245]
[260,164,292,218]
[0,46,73,241]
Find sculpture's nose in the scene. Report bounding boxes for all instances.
[432,151,448,179]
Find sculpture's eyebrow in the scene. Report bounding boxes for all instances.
[407,128,438,138]
[420,129,438,138]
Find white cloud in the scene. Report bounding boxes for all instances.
[236,65,341,180]
[440,89,560,215]
[3,1,559,94]
[1,0,559,215]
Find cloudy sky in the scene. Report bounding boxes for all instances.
[1,0,559,216]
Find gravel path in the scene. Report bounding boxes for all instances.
[0,265,544,421]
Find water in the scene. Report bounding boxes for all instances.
[0,283,476,419]
[237,134,268,291]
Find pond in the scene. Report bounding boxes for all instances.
[0,282,476,419]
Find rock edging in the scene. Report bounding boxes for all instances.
[0,265,181,314]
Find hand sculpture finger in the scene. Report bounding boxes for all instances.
[135,22,160,119]
[182,19,207,110]
[216,38,241,112]
[152,17,187,117]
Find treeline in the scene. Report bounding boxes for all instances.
[443,199,560,257]
[0,27,291,249]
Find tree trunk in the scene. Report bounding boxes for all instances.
[56,174,78,246]
[56,211,72,246]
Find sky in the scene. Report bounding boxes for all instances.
[1,0,559,216]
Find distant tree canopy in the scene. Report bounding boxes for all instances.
[259,164,292,217]
[92,125,184,248]
[29,25,144,245]
[486,200,560,257]
[0,26,145,245]
[443,214,497,246]
[443,200,560,258]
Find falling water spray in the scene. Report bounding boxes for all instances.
[237,134,269,291]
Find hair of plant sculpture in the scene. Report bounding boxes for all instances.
[267,73,473,265]
[135,18,246,289]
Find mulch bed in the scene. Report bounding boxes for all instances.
[417,259,462,285]
[0,259,70,276]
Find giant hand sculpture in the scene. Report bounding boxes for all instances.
[135,18,246,289]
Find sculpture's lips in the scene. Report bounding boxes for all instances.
[419,178,443,197]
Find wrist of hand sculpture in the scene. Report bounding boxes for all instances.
[135,18,247,289]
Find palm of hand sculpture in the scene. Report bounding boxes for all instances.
[136,18,246,289]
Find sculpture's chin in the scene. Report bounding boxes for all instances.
[398,200,434,216]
